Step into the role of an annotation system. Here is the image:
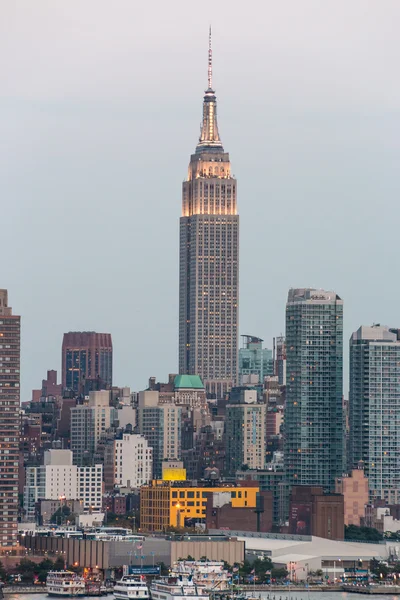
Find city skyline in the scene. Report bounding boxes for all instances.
[2,2,400,400]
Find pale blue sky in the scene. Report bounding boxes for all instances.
[1,0,400,400]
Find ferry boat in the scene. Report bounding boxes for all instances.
[151,573,209,600]
[46,571,86,597]
[113,575,150,600]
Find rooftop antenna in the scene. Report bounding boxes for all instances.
[208,25,212,90]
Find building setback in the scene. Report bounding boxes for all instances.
[284,288,344,492]
[62,331,113,392]
[0,290,20,548]
[349,325,400,503]
[178,30,239,398]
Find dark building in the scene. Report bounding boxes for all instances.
[237,469,287,527]
[205,490,273,533]
[289,485,344,540]
[182,424,225,480]
[103,494,127,516]
[57,397,77,444]
[0,289,20,548]
[178,30,239,398]
[62,331,113,392]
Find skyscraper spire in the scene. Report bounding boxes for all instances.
[208,25,213,90]
[197,27,223,153]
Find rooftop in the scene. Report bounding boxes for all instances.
[174,374,204,390]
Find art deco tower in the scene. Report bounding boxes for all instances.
[179,30,239,398]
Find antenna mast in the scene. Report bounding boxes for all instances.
[208,25,212,89]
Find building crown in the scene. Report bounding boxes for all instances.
[196,27,224,154]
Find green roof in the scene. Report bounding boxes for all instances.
[174,374,204,389]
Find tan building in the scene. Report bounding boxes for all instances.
[0,290,20,548]
[335,466,368,526]
[71,390,113,465]
[178,30,239,398]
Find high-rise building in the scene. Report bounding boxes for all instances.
[62,331,113,392]
[274,336,287,386]
[239,335,274,388]
[23,450,103,518]
[284,288,344,492]
[349,325,400,503]
[71,390,115,465]
[225,388,266,476]
[0,290,20,547]
[114,434,152,488]
[138,391,182,479]
[178,30,239,398]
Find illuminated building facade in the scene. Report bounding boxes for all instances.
[179,30,239,398]
[0,290,20,548]
[140,480,259,531]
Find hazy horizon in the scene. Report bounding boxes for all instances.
[2,0,400,400]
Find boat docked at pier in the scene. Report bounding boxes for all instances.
[151,573,209,600]
[46,571,86,597]
[171,561,230,591]
[113,575,150,600]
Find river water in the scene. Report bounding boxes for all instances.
[5,593,400,600]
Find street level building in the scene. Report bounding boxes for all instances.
[335,465,369,526]
[284,288,344,492]
[178,31,239,398]
[289,485,344,540]
[0,290,20,548]
[349,325,400,503]
[140,480,259,531]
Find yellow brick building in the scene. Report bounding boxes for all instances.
[140,480,259,531]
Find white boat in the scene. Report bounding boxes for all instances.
[172,561,229,591]
[113,575,150,600]
[46,571,86,597]
[151,574,209,600]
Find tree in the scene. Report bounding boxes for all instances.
[271,567,288,580]
[54,557,65,570]
[345,524,383,542]
[17,558,37,583]
[370,558,390,578]
[0,561,7,581]
[157,562,169,576]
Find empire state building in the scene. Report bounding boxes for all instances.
[179,30,239,398]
